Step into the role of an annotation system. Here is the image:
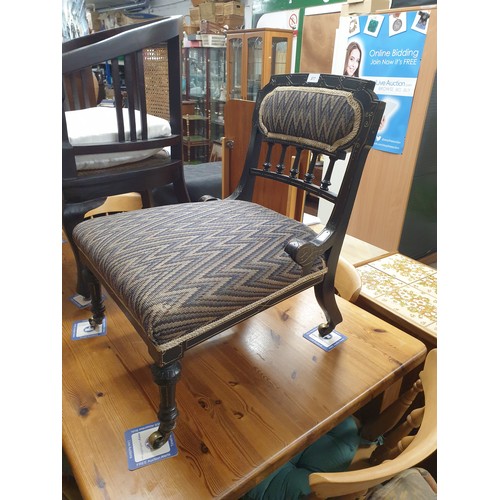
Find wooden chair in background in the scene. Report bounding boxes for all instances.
[309,348,437,499]
[62,16,190,298]
[333,256,362,304]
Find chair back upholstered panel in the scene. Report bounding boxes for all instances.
[234,74,383,203]
[258,87,362,153]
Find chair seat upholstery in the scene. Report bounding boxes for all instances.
[73,200,326,352]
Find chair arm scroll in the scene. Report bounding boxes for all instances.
[285,225,335,262]
[285,236,333,279]
[286,226,343,278]
[285,238,317,268]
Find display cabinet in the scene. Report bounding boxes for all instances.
[223,28,299,218]
[182,46,226,163]
[226,28,293,101]
[182,108,210,164]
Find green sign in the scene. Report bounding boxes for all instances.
[253,0,343,14]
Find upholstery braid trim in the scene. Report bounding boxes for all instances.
[153,267,327,353]
[258,87,362,153]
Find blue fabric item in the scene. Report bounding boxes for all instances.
[242,416,360,500]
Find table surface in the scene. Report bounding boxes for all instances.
[356,253,437,346]
[62,236,425,500]
[340,233,391,267]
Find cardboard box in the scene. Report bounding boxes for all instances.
[184,40,202,48]
[88,12,102,33]
[199,2,216,19]
[215,2,225,16]
[200,19,225,34]
[184,23,199,35]
[223,1,243,16]
[341,0,390,16]
[222,14,244,29]
[189,7,200,22]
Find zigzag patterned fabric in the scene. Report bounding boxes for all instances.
[73,200,326,352]
[258,87,362,154]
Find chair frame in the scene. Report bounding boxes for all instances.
[78,73,385,449]
[62,16,190,297]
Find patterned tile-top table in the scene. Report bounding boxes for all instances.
[356,253,437,346]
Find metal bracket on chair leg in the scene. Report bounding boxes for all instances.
[148,361,182,450]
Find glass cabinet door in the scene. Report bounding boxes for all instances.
[226,29,293,103]
[247,36,263,101]
[181,46,228,161]
[228,37,243,100]
[182,48,207,101]
[271,37,289,76]
[208,47,225,101]
[208,47,226,143]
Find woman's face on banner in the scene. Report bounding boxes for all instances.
[345,48,361,76]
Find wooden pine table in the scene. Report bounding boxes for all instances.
[62,239,425,500]
[341,234,390,267]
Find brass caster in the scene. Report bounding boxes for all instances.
[317,322,333,338]
[148,430,169,450]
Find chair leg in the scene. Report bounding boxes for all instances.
[172,169,190,203]
[84,266,106,329]
[63,199,106,298]
[148,361,182,450]
[314,278,343,337]
[139,190,153,209]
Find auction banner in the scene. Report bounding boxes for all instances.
[334,10,431,154]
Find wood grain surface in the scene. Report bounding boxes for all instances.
[62,238,425,499]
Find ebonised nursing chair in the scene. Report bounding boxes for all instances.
[62,15,190,298]
[72,73,385,449]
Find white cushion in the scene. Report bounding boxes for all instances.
[65,107,171,171]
